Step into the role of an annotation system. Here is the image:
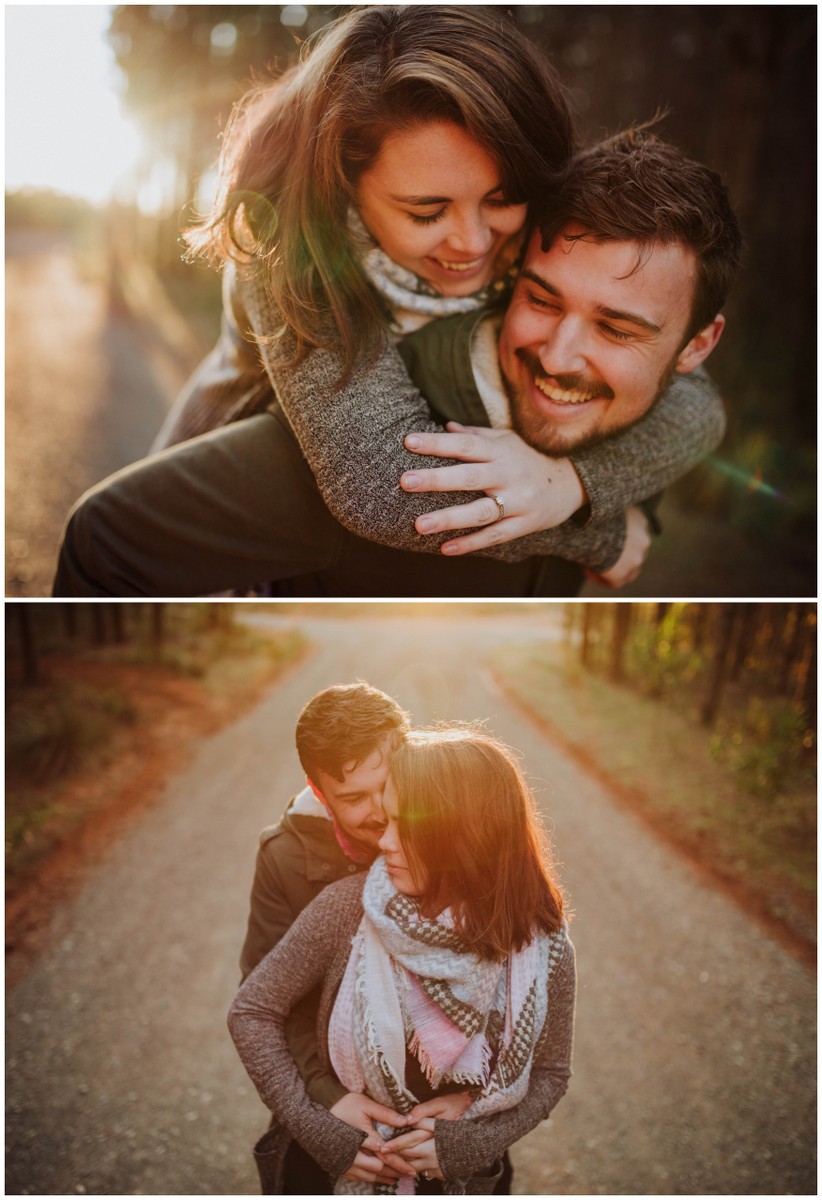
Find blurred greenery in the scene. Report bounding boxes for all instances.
[5,604,307,879]
[489,603,816,947]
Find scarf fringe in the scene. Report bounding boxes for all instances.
[407,1029,492,1092]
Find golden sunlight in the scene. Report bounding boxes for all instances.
[6,5,141,204]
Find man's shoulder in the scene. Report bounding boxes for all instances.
[397,306,498,428]
[256,803,354,884]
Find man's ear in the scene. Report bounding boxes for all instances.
[675,314,725,375]
[307,777,327,805]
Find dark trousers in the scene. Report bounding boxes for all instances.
[281,1139,513,1195]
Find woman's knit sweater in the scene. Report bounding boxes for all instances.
[228,874,577,1191]
[157,262,726,572]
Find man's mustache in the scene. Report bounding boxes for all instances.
[516,349,615,402]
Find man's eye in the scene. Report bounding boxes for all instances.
[527,291,559,311]
[601,324,634,342]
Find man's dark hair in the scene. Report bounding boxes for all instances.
[295,681,410,783]
[537,128,743,342]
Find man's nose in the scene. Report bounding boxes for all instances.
[539,316,588,376]
[368,791,386,822]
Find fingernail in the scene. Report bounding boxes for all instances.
[442,542,459,555]
[417,517,434,533]
[405,436,420,449]
[403,473,420,489]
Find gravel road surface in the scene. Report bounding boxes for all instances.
[5,613,816,1194]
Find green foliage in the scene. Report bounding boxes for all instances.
[489,632,816,944]
[627,606,706,703]
[6,684,137,787]
[710,697,815,798]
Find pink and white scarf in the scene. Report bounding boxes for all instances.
[328,858,566,1194]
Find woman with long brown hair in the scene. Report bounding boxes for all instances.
[229,727,576,1194]
[54,6,725,597]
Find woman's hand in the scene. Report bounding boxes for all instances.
[401,423,587,555]
[340,1148,408,1185]
[408,1091,474,1123]
[379,1126,444,1181]
[331,1093,416,1182]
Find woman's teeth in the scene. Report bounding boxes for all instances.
[436,257,483,272]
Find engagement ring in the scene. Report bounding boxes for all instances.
[492,494,505,521]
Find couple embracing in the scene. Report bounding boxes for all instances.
[54,4,741,599]
[229,683,575,1194]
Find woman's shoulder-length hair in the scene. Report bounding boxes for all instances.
[391,725,566,962]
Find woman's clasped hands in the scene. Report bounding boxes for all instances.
[332,1090,474,1185]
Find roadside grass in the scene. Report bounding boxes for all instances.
[5,623,307,886]
[489,641,816,952]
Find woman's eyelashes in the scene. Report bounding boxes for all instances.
[409,209,447,226]
[407,196,518,226]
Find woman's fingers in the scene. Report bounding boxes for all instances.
[381,1128,432,1155]
[402,462,491,494]
[415,497,506,535]
[376,1150,419,1178]
[344,1150,401,1183]
[408,1093,473,1122]
[404,430,498,463]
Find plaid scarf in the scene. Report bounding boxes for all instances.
[328,858,566,1195]
[347,209,521,334]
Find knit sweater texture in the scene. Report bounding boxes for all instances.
[156,261,726,570]
[228,874,576,1192]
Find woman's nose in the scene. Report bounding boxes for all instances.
[446,210,493,258]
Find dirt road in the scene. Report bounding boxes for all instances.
[5,614,816,1195]
[4,230,184,596]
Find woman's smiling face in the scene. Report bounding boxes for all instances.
[355,120,528,296]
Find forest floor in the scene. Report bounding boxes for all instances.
[5,625,309,988]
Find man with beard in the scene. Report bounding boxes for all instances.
[242,682,417,1192]
[53,130,740,598]
[393,129,739,555]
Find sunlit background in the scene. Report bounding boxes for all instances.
[6,5,141,204]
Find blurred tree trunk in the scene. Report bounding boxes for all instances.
[61,603,78,640]
[729,603,758,682]
[91,605,108,646]
[151,603,166,646]
[110,604,126,643]
[15,605,39,685]
[609,604,633,684]
[700,604,738,727]
[581,604,599,670]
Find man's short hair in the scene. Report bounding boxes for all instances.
[295,681,410,782]
[536,128,743,342]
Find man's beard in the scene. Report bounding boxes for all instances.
[502,349,679,457]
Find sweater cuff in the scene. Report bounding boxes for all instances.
[307,1114,366,1177]
[434,1117,501,1181]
